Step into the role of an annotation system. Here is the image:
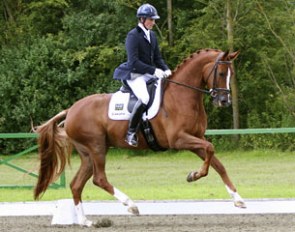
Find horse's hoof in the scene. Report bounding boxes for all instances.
[234,201,247,209]
[187,171,197,182]
[79,219,93,227]
[128,206,140,215]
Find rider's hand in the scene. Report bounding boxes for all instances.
[154,68,166,79]
[164,69,172,77]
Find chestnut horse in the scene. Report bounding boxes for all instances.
[34,49,245,226]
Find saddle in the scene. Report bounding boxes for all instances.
[120,78,157,112]
[108,78,166,151]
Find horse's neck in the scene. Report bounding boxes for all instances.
[168,55,209,97]
[162,53,215,116]
[173,54,212,89]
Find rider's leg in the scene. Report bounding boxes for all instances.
[125,76,149,147]
[127,75,150,105]
[125,99,146,146]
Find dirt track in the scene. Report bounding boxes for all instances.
[1,214,294,232]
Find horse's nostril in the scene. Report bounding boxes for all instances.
[217,95,231,107]
[221,99,228,104]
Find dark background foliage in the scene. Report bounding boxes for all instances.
[0,0,294,153]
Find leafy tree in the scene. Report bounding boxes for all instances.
[0,0,294,153]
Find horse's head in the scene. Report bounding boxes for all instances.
[203,51,239,107]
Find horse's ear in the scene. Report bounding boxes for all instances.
[228,50,240,61]
[222,50,229,60]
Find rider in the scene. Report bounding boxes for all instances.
[113,3,172,147]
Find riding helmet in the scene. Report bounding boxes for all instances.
[136,4,160,19]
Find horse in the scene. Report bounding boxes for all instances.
[34,49,246,227]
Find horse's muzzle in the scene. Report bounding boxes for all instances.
[213,93,231,107]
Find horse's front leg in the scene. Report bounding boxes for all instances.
[192,147,246,208]
[175,135,215,181]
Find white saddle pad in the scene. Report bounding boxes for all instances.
[108,79,162,120]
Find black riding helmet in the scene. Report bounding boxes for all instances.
[136,4,160,19]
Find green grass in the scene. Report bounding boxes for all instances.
[0,149,294,202]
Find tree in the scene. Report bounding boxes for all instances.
[226,0,240,131]
[167,0,173,46]
[2,0,15,22]
[256,0,295,118]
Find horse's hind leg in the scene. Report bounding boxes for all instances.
[90,146,140,215]
[193,149,246,208]
[71,152,93,205]
[70,149,93,226]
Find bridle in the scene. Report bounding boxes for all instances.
[164,52,232,98]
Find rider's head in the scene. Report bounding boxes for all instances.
[136,4,160,30]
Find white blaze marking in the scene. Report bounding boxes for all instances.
[226,68,231,90]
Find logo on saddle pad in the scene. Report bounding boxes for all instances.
[108,79,162,120]
[115,103,124,111]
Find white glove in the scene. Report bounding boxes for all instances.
[154,68,166,79]
[164,69,172,77]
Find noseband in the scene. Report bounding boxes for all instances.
[164,52,232,98]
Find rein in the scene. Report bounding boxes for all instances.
[164,53,232,97]
[164,78,212,94]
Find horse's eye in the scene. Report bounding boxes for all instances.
[219,72,225,77]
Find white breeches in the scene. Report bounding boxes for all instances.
[126,74,153,105]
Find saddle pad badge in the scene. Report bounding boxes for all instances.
[108,79,162,120]
[115,103,124,111]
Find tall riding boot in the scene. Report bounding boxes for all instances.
[125,100,147,147]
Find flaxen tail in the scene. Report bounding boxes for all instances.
[34,110,72,200]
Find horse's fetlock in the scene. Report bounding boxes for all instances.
[197,168,209,178]
[70,184,83,196]
[201,171,208,177]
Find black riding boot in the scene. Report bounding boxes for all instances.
[125,100,147,147]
